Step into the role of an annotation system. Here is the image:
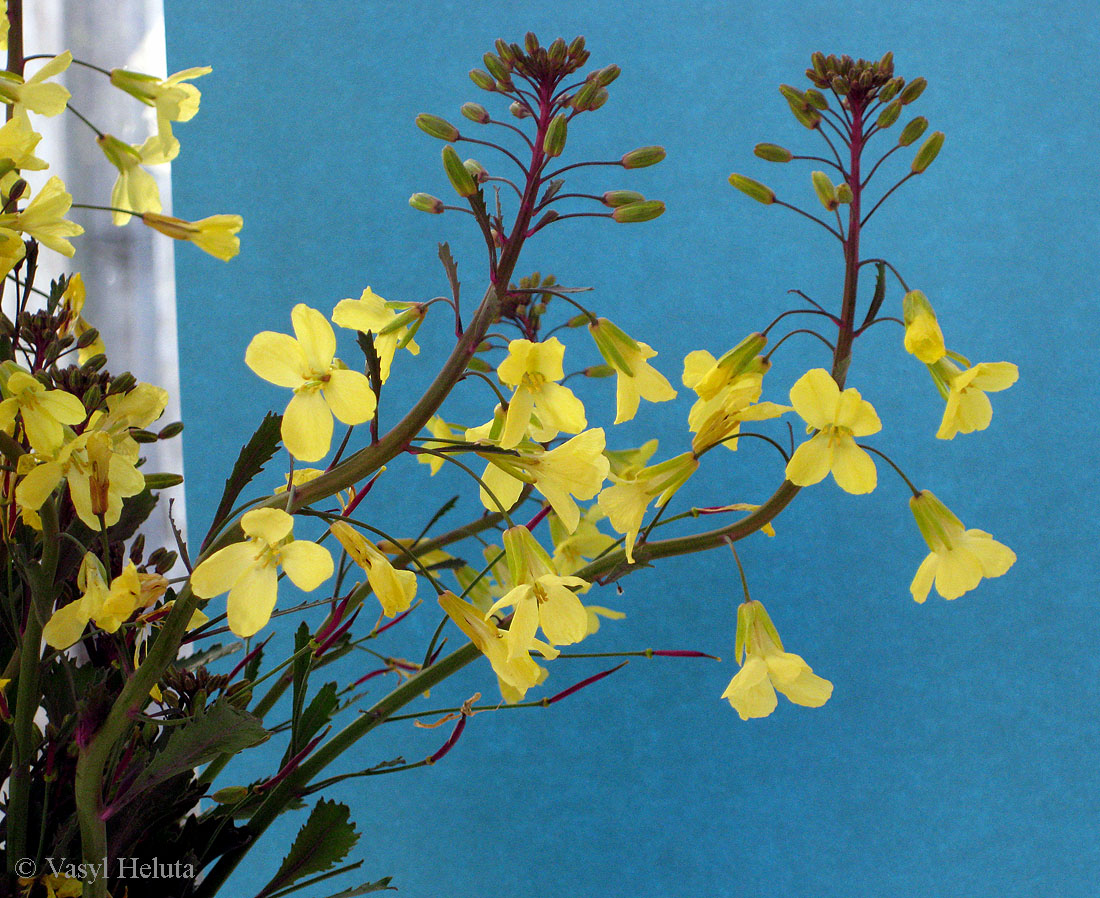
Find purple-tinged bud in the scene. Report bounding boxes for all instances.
[461,102,490,123]
[525,32,540,54]
[899,77,927,104]
[572,82,599,110]
[804,88,828,110]
[589,87,609,110]
[811,52,827,75]
[621,145,666,168]
[548,37,567,63]
[584,364,616,378]
[876,99,901,128]
[442,145,478,197]
[483,52,509,82]
[495,38,515,64]
[830,75,848,95]
[878,51,894,74]
[611,200,665,222]
[409,193,445,214]
[911,131,944,173]
[601,189,645,207]
[509,101,530,119]
[898,116,928,146]
[754,143,793,162]
[463,159,488,182]
[532,209,559,229]
[469,69,495,91]
[543,113,568,157]
[596,64,621,86]
[416,113,460,141]
[728,173,775,204]
[879,77,902,102]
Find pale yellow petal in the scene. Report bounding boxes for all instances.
[245,332,307,387]
[283,389,333,461]
[241,507,294,543]
[785,433,832,487]
[934,547,983,600]
[910,553,937,603]
[226,564,279,638]
[788,368,838,430]
[190,542,256,598]
[290,304,336,372]
[279,540,334,592]
[829,436,876,494]
[721,656,777,720]
[536,382,587,435]
[963,530,1016,579]
[323,368,376,425]
[43,599,91,649]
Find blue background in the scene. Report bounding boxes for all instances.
[164,2,1098,896]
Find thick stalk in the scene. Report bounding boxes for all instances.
[831,103,863,388]
[7,500,58,870]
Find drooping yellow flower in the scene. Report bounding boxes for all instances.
[97,134,169,225]
[330,520,417,617]
[331,287,422,383]
[43,555,145,649]
[598,451,699,562]
[0,52,72,117]
[439,590,553,703]
[784,368,881,494]
[722,599,832,720]
[487,526,592,659]
[549,507,616,575]
[477,428,609,532]
[588,318,676,423]
[0,110,47,170]
[245,304,377,461]
[141,211,243,260]
[909,490,1015,602]
[0,369,86,453]
[496,337,586,449]
[902,290,945,364]
[929,358,1018,440]
[190,507,333,637]
[0,176,84,273]
[60,274,106,364]
[109,65,211,158]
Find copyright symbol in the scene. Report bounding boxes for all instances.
[14,857,36,877]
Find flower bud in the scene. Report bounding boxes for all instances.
[876,99,901,128]
[596,64,621,86]
[469,68,495,91]
[911,131,944,173]
[568,36,586,57]
[571,82,599,110]
[878,77,902,102]
[416,113,460,141]
[804,88,828,110]
[463,159,488,182]
[525,32,540,54]
[902,290,946,363]
[589,87,609,110]
[778,84,806,105]
[81,353,107,373]
[496,39,515,64]
[442,145,478,197]
[543,113,568,157]
[461,102,490,123]
[728,173,775,205]
[483,52,509,82]
[158,421,185,439]
[899,77,927,104]
[830,75,848,95]
[754,143,793,163]
[584,364,616,378]
[548,37,567,63]
[143,473,185,492]
[811,51,827,76]
[835,182,853,204]
[108,371,136,394]
[811,171,838,210]
[82,384,102,410]
[509,101,531,119]
[409,192,445,214]
[611,200,665,222]
[601,189,645,208]
[76,327,101,348]
[621,145,666,168]
[898,116,928,147]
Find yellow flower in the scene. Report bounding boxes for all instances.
[331,287,422,383]
[330,520,417,617]
[722,599,832,720]
[0,110,47,170]
[784,368,881,494]
[930,358,1018,440]
[43,555,145,649]
[110,65,211,158]
[190,508,333,637]
[597,451,698,562]
[60,275,106,364]
[909,490,1015,602]
[97,133,169,225]
[549,506,616,575]
[417,415,455,475]
[141,211,243,260]
[496,337,586,449]
[0,369,86,453]
[902,290,945,363]
[588,318,676,423]
[477,428,609,532]
[0,51,72,116]
[488,526,591,658]
[245,304,377,461]
[439,590,553,703]
[0,176,84,273]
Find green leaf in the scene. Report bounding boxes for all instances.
[173,640,243,671]
[437,241,460,305]
[201,412,282,551]
[295,682,339,751]
[257,800,360,898]
[861,261,887,328]
[323,878,396,897]
[117,699,268,812]
[285,622,315,764]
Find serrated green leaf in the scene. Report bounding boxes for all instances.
[257,800,360,898]
[173,641,243,671]
[201,412,282,551]
[285,622,315,764]
[295,682,338,753]
[861,261,887,328]
[323,877,395,897]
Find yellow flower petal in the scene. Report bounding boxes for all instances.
[291,304,336,372]
[785,432,832,487]
[323,368,376,425]
[226,563,279,638]
[245,331,308,388]
[829,436,877,494]
[788,368,838,430]
[189,542,256,598]
[279,540,334,592]
[241,507,294,543]
[283,389,333,461]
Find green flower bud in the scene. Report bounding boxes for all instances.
[601,189,645,207]
[778,84,806,105]
[158,421,184,439]
[728,173,775,205]
[510,101,531,119]
[211,787,250,805]
[76,327,101,348]
[144,473,184,489]
[416,113,460,141]
[898,116,928,146]
[131,428,158,444]
[566,312,591,328]
[811,51,827,76]
[899,77,927,105]
[621,146,666,168]
[548,37,567,63]
[596,64,621,86]
[80,353,107,373]
[442,145,478,197]
[572,82,599,110]
[584,364,617,379]
[804,88,828,110]
[568,36,586,57]
[463,159,488,182]
[589,87,609,110]
[611,200,665,222]
[82,384,102,410]
[876,99,901,128]
[543,113,568,157]
[525,32,540,54]
[495,39,515,64]
[461,102,489,123]
[409,192,445,214]
[108,371,136,394]
[754,143,793,163]
[483,52,509,82]
[812,171,838,211]
[911,131,944,173]
[831,75,848,95]
[835,182,853,204]
[467,357,493,373]
[469,69,495,91]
